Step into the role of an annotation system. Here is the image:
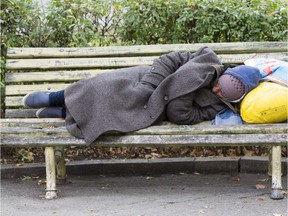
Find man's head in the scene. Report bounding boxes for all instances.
[213,65,260,102]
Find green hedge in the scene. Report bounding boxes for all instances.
[119,0,287,44]
[1,0,287,48]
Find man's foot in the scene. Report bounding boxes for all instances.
[22,91,50,108]
[36,107,65,118]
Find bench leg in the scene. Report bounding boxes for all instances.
[45,147,58,199]
[268,148,272,177]
[270,145,284,200]
[55,146,67,183]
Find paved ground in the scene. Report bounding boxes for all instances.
[1,173,287,216]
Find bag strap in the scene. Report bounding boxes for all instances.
[219,98,239,113]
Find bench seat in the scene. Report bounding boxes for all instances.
[1,119,287,147]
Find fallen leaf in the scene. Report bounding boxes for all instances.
[256,196,265,201]
[32,176,40,180]
[145,154,152,159]
[257,178,269,182]
[17,149,34,162]
[87,209,94,212]
[180,148,188,155]
[0,159,6,164]
[37,180,46,185]
[198,210,205,214]
[38,194,46,199]
[20,176,31,180]
[100,183,111,190]
[20,176,32,181]
[151,152,159,158]
[232,176,241,181]
[255,184,267,189]
[151,148,158,152]
[243,147,254,156]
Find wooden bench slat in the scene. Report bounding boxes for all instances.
[7,42,287,58]
[6,53,288,70]
[1,133,286,147]
[0,118,65,127]
[5,96,24,107]
[6,83,70,96]
[1,119,287,134]
[2,125,287,135]
[6,56,155,70]
[5,70,113,83]
[4,109,37,118]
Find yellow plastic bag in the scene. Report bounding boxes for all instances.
[240,82,288,123]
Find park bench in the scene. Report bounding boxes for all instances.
[1,42,287,200]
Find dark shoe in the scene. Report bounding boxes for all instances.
[22,91,50,108]
[36,107,65,118]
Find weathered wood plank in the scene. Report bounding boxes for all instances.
[218,53,287,64]
[1,134,286,147]
[7,42,287,58]
[0,118,65,127]
[0,119,206,128]
[5,69,113,83]
[6,53,288,70]
[1,125,287,135]
[4,109,38,118]
[6,83,70,96]
[5,96,23,107]
[1,119,287,134]
[6,56,154,70]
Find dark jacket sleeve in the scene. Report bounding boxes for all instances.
[140,51,196,89]
[166,92,204,125]
[166,89,226,125]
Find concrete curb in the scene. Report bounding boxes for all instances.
[1,156,287,179]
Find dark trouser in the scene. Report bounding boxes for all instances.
[49,90,66,117]
[49,90,65,106]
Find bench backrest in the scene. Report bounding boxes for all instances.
[5,42,287,118]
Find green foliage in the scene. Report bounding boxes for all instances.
[118,0,184,44]
[1,0,123,48]
[119,0,287,44]
[44,0,123,47]
[17,148,34,163]
[1,0,286,48]
[1,0,50,47]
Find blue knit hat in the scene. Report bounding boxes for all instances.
[218,65,260,102]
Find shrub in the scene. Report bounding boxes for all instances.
[119,0,287,44]
[118,0,184,44]
[1,0,51,47]
[44,0,123,47]
[1,0,286,48]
